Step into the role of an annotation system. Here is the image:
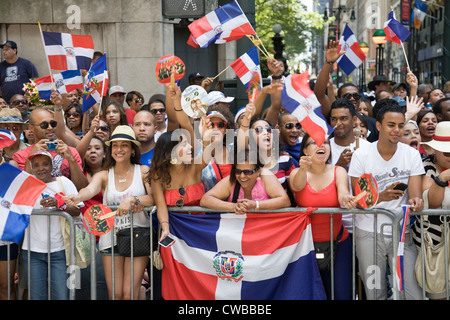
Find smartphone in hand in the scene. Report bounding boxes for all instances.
[159,236,175,247]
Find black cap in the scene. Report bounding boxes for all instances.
[0,40,17,50]
[368,74,395,91]
[188,72,204,82]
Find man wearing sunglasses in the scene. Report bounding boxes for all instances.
[10,94,30,123]
[277,112,303,166]
[13,108,87,190]
[147,94,168,142]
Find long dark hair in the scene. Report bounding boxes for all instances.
[83,136,108,176]
[229,149,263,185]
[299,132,332,164]
[102,140,141,170]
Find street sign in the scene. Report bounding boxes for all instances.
[162,0,205,19]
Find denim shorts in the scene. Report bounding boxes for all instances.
[0,243,19,261]
[99,245,119,256]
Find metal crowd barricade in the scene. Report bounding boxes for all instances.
[8,205,436,300]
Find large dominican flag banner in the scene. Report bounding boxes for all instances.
[161,211,326,300]
[35,70,83,100]
[82,54,108,113]
[0,163,47,243]
[42,31,94,70]
[337,24,366,75]
[188,0,256,48]
[281,71,333,147]
[230,46,262,92]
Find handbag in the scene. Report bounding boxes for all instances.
[116,226,151,257]
[313,225,344,272]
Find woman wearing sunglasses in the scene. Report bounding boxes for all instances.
[65,103,83,138]
[289,132,356,300]
[200,149,290,214]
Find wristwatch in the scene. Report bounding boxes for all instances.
[271,74,282,80]
[326,60,335,65]
[434,175,448,187]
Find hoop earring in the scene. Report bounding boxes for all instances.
[170,158,177,165]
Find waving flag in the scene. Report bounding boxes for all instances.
[188,0,256,48]
[413,0,428,30]
[42,31,94,70]
[0,163,47,243]
[384,10,410,45]
[281,71,333,147]
[230,46,262,93]
[337,24,366,75]
[161,210,326,300]
[396,205,410,292]
[34,70,83,100]
[0,129,16,149]
[82,54,108,113]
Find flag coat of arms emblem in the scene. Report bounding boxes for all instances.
[230,46,262,92]
[161,211,326,300]
[281,71,333,147]
[35,70,83,100]
[188,0,255,48]
[82,54,108,113]
[42,31,94,70]
[0,163,47,243]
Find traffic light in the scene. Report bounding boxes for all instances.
[162,0,205,19]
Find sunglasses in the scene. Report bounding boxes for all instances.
[33,120,58,130]
[284,122,301,130]
[150,108,166,114]
[342,93,361,100]
[210,121,226,129]
[306,140,330,147]
[2,125,21,131]
[254,125,272,135]
[175,187,186,208]
[235,168,258,176]
[97,125,109,132]
[66,111,80,118]
[134,98,143,103]
[11,99,28,106]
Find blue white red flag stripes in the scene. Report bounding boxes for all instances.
[0,163,47,243]
[42,31,94,70]
[161,211,326,300]
[0,129,16,149]
[413,0,428,30]
[396,205,410,292]
[188,0,256,48]
[281,71,333,147]
[230,46,262,91]
[82,54,108,113]
[337,24,366,75]
[384,10,410,45]
[34,70,83,100]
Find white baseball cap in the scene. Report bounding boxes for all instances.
[109,85,126,96]
[207,91,234,105]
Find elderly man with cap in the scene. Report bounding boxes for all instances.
[109,85,135,125]
[0,40,39,104]
[0,108,29,162]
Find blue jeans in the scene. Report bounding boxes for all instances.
[22,250,69,300]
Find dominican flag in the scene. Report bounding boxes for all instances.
[188,0,256,48]
[337,24,366,75]
[42,31,94,70]
[82,54,108,113]
[412,0,428,30]
[0,129,16,149]
[384,10,410,45]
[0,163,47,243]
[187,34,200,48]
[281,71,333,147]
[396,205,410,292]
[230,46,262,92]
[34,70,83,100]
[161,211,326,300]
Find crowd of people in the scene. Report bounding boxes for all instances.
[1,37,450,301]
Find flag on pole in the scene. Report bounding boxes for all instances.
[34,70,83,100]
[336,24,366,75]
[396,205,410,292]
[187,34,200,48]
[0,129,16,149]
[82,54,108,113]
[42,31,94,70]
[413,0,428,30]
[384,10,411,45]
[230,46,262,92]
[0,163,47,243]
[281,71,333,147]
[161,210,326,300]
[187,0,256,48]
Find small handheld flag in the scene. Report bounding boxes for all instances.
[337,24,366,75]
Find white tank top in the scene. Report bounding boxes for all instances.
[99,164,149,250]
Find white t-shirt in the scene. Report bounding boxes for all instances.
[22,176,82,253]
[348,141,425,234]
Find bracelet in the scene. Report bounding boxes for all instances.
[326,60,335,65]
[174,107,183,112]
[271,74,282,80]
[134,196,140,206]
[255,200,260,210]
[434,175,448,187]
[160,221,169,225]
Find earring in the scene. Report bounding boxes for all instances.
[170,158,177,165]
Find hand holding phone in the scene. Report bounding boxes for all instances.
[159,235,175,247]
[393,182,408,191]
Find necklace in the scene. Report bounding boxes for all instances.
[117,167,131,183]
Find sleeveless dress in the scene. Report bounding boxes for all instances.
[164,182,205,213]
[294,166,348,242]
[99,164,149,251]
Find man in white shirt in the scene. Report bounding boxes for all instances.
[348,101,424,300]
